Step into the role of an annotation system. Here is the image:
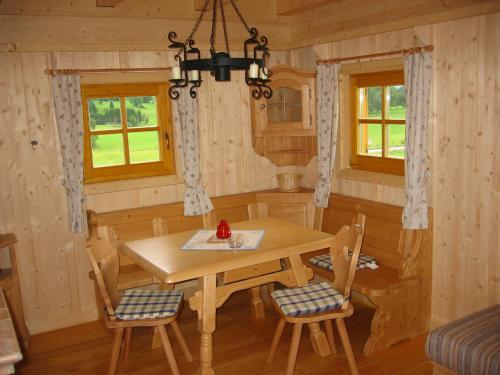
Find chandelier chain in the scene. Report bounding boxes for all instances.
[219,0,230,54]
[186,0,210,44]
[210,0,218,53]
[229,0,252,34]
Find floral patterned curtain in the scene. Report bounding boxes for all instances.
[403,52,433,229]
[50,75,87,233]
[314,63,340,208]
[173,89,213,216]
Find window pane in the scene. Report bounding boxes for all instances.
[359,87,382,119]
[387,124,406,159]
[358,123,382,157]
[125,96,158,128]
[267,87,302,123]
[387,85,406,120]
[87,98,122,131]
[91,134,125,167]
[128,131,160,164]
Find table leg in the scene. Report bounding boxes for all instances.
[249,286,266,319]
[288,255,332,357]
[199,274,217,375]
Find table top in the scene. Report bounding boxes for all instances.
[119,217,334,284]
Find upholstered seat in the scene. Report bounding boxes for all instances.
[426,304,500,375]
[115,289,183,320]
[271,282,344,317]
[309,253,377,272]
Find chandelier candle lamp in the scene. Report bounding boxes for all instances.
[168,0,272,100]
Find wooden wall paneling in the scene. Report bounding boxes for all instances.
[224,74,245,195]
[197,78,215,195]
[18,52,98,332]
[0,15,290,52]
[432,18,465,322]
[0,53,40,325]
[490,12,500,308]
[240,67,257,192]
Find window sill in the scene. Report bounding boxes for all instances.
[337,168,405,188]
[83,174,183,196]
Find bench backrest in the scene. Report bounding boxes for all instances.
[322,194,432,278]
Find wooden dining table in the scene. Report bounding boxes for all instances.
[119,217,335,375]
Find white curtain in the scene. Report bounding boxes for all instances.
[402,52,433,229]
[173,89,213,216]
[314,63,341,208]
[50,75,87,233]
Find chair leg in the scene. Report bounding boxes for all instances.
[267,318,286,363]
[122,327,133,367]
[170,320,194,362]
[108,328,124,375]
[286,323,303,375]
[157,325,181,375]
[335,319,359,375]
[324,320,336,354]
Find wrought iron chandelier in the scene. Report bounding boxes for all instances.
[168,0,272,100]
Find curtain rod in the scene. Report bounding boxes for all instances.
[44,67,172,76]
[316,45,433,65]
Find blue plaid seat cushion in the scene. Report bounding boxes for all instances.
[115,289,183,320]
[309,252,377,272]
[271,282,344,317]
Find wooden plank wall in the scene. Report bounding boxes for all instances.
[289,13,500,325]
[0,48,313,333]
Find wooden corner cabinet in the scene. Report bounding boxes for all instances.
[0,234,30,349]
[251,64,317,166]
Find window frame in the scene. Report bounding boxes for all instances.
[350,70,405,176]
[81,82,175,184]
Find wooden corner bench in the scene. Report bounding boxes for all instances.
[303,193,432,355]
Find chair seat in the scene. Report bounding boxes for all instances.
[271,282,344,317]
[115,289,183,320]
[309,252,377,272]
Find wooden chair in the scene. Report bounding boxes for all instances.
[86,237,193,375]
[266,213,366,375]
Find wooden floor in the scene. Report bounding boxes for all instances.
[17,291,432,375]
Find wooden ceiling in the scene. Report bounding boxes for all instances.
[0,0,499,51]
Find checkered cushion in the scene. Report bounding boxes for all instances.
[309,252,377,272]
[115,289,183,320]
[271,282,344,317]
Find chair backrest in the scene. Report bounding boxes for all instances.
[202,211,216,228]
[313,207,324,230]
[86,237,122,317]
[331,213,366,300]
[152,217,167,236]
[247,202,268,220]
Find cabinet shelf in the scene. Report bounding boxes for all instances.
[251,64,317,167]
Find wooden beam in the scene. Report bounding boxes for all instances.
[96,0,123,7]
[194,0,234,11]
[277,0,337,16]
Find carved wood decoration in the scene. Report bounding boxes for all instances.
[251,64,317,166]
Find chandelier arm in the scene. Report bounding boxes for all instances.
[210,0,218,54]
[219,0,230,54]
[229,0,252,34]
[186,0,211,44]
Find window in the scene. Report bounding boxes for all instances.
[81,82,175,183]
[350,70,406,175]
